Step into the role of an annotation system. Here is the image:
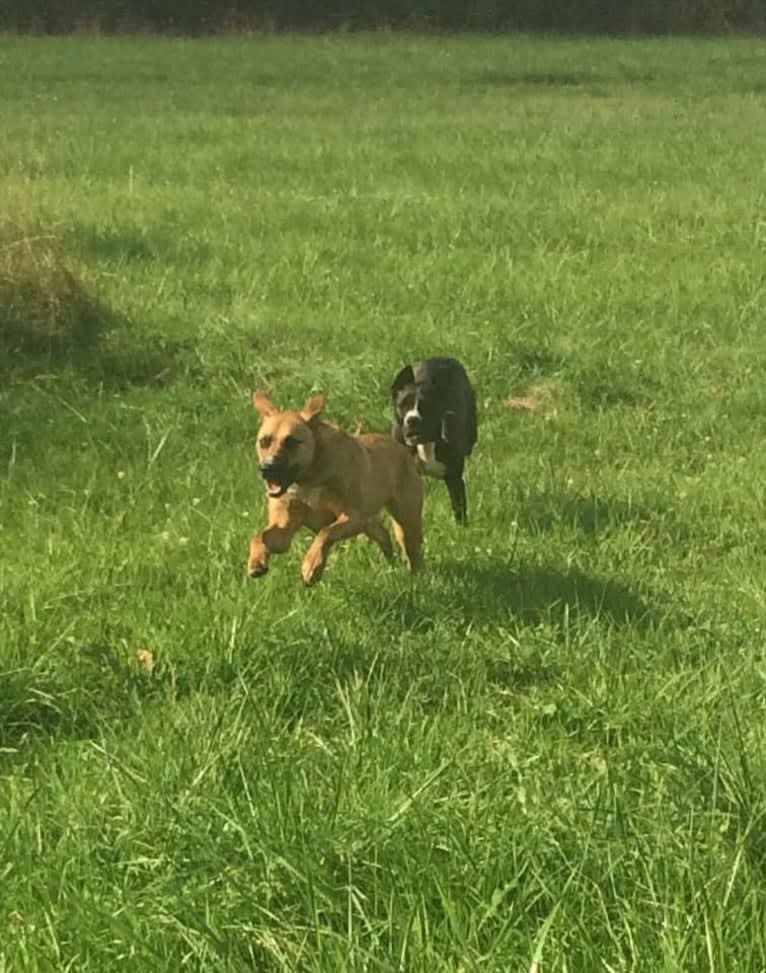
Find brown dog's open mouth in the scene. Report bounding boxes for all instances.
[263,466,301,497]
[265,480,290,498]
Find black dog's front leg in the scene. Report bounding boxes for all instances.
[441,413,469,525]
[445,470,468,525]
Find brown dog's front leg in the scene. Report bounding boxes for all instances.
[301,514,362,587]
[248,502,304,578]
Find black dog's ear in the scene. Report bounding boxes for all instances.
[391,364,415,399]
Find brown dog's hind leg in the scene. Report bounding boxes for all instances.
[364,519,395,562]
[301,514,365,586]
[248,502,305,578]
[387,489,424,574]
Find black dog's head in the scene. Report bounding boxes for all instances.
[391,363,445,446]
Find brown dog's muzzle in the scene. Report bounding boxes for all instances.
[259,456,297,498]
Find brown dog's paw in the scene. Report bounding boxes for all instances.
[248,537,270,578]
[301,548,326,587]
[247,549,270,578]
[248,559,269,578]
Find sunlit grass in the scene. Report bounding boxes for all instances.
[2,33,766,971]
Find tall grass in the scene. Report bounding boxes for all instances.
[2,34,766,972]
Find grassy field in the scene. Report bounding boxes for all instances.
[2,32,766,971]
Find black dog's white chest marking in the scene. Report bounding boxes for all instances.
[416,443,447,479]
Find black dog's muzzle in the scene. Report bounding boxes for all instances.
[403,411,425,445]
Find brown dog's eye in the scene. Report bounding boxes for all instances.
[258,435,272,449]
[283,436,301,449]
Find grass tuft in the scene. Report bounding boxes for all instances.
[0,220,104,356]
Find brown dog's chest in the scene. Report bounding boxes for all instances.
[286,481,346,517]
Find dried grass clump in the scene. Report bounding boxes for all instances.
[0,221,103,355]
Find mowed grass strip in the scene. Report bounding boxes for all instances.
[2,34,766,971]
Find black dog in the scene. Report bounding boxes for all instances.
[391,357,477,525]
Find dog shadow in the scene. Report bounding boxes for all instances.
[313,556,667,711]
[517,491,689,542]
[425,557,662,630]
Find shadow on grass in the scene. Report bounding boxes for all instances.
[470,69,657,89]
[0,225,190,387]
[0,656,161,751]
[492,340,661,412]
[518,491,689,541]
[0,286,190,387]
[487,340,566,388]
[572,359,662,409]
[68,224,214,267]
[434,558,661,629]
[235,558,664,724]
[1,331,191,389]
[473,70,600,88]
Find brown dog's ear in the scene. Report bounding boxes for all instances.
[300,393,326,422]
[252,391,279,417]
[391,364,415,399]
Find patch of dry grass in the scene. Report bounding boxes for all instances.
[0,220,103,356]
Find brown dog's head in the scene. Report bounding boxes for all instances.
[252,391,326,498]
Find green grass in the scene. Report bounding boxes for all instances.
[2,32,766,971]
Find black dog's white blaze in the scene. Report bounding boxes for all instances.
[416,443,447,479]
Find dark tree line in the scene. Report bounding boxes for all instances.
[3,0,765,33]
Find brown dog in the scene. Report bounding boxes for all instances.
[247,391,424,586]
